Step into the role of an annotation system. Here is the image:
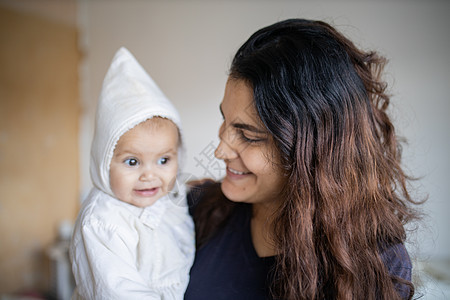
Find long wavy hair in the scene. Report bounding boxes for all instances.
[194,18,421,299]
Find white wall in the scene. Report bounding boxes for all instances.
[77,0,450,259]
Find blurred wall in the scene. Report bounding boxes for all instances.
[0,3,79,295]
[78,0,450,260]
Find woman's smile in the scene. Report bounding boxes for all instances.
[227,166,251,176]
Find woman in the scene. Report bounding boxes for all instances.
[185,18,420,300]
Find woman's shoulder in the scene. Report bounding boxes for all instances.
[380,242,413,298]
[186,179,240,247]
[380,243,412,276]
[186,179,221,214]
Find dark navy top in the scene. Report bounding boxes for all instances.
[185,188,412,299]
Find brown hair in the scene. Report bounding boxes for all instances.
[194,19,422,299]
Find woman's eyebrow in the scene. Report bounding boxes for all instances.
[220,103,266,134]
[232,123,266,134]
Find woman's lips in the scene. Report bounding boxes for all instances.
[226,167,251,179]
[134,187,159,197]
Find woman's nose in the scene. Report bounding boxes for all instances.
[215,123,238,160]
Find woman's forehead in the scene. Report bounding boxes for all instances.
[221,79,262,125]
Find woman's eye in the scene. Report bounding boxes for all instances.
[238,130,264,143]
[124,158,139,166]
[158,157,169,165]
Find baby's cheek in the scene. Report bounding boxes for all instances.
[164,171,177,190]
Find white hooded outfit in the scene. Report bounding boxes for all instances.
[70,47,195,300]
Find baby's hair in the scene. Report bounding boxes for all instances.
[140,117,182,147]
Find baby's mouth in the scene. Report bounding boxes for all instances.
[134,187,159,197]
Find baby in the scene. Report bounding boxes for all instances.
[70,47,195,299]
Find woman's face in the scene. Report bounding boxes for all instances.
[215,79,285,206]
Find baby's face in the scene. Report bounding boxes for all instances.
[110,118,179,207]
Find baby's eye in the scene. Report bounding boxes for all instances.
[124,158,139,166]
[158,157,169,165]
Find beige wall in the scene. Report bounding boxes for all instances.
[0,5,79,294]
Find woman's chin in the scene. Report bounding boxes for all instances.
[220,179,248,203]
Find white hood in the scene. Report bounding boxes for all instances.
[90,47,184,197]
